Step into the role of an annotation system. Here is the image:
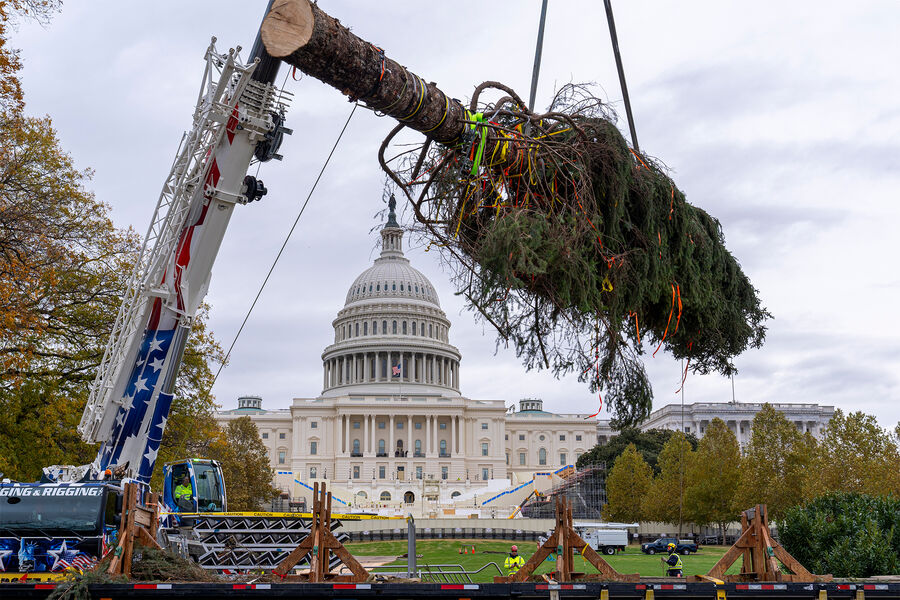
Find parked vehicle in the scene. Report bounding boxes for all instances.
[640,537,700,555]
[580,528,628,555]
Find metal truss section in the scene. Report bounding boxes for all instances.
[163,516,346,572]
[79,39,290,444]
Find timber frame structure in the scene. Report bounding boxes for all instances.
[496,497,639,583]
[698,504,832,583]
[106,482,162,576]
[273,483,370,582]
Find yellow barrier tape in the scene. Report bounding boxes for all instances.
[159,511,400,520]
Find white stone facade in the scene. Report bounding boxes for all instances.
[598,401,835,448]
[216,205,596,512]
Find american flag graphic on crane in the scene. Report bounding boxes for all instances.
[96,328,175,483]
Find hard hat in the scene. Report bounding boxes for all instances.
[511,545,518,552]
[667,543,676,550]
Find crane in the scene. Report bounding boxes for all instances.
[65,7,288,487]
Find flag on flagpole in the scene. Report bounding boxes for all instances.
[392,364,402,377]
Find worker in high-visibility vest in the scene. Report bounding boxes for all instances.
[504,545,525,576]
[174,475,194,510]
[663,542,683,577]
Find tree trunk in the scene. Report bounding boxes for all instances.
[262,0,470,145]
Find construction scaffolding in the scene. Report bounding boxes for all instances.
[521,464,607,519]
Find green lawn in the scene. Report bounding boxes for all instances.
[345,539,741,582]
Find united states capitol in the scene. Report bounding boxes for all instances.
[216,203,833,517]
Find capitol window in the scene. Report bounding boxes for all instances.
[481,442,489,456]
[421,322,425,336]
[482,468,489,480]
[576,434,582,441]
[376,283,380,291]
[262,432,268,439]
[309,467,316,478]
[402,321,407,334]
[441,466,448,480]
[400,283,404,291]
[429,324,433,337]
[559,434,566,441]
[416,466,423,479]
[519,452,526,465]
[481,422,488,430]
[412,322,416,335]
[378,439,385,454]
[392,282,396,290]
[518,434,524,441]
[378,421,385,429]
[539,448,547,465]
[392,320,397,334]
[380,491,391,501]
[379,466,386,479]
[353,421,360,429]
[364,322,368,335]
[560,453,567,465]
[278,451,285,464]
[310,441,317,455]
[415,422,422,430]
[353,466,360,479]
[382,320,387,333]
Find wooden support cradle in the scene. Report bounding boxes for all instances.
[495,497,639,583]
[105,482,162,576]
[273,482,370,582]
[698,504,832,583]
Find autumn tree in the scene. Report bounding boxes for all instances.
[685,418,741,542]
[208,417,279,511]
[0,0,227,483]
[806,410,900,498]
[736,404,816,518]
[642,432,695,530]
[577,427,698,474]
[603,443,653,522]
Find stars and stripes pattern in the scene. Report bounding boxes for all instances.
[392,364,402,377]
[96,329,175,483]
[89,94,246,482]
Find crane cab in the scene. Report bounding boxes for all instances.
[162,459,227,513]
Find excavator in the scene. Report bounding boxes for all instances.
[0,1,314,576]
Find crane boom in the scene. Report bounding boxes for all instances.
[73,31,287,484]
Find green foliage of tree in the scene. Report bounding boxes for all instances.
[642,432,694,528]
[806,410,900,498]
[737,404,815,519]
[576,427,698,474]
[208,417,279,511]
[603,443,652,522]
[685,418,740,540]
[780,493,900,577]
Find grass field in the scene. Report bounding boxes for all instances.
[345,539,741,582]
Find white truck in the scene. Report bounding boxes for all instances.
[580,528,629,555]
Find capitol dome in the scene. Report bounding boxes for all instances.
[320,198,461,398]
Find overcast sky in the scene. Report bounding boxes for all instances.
[14,1,900,428]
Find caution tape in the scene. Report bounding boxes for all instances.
[159,511,401,520]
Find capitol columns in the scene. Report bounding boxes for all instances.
[389,414,395,455]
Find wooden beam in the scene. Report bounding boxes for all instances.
[707,525,755,579]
